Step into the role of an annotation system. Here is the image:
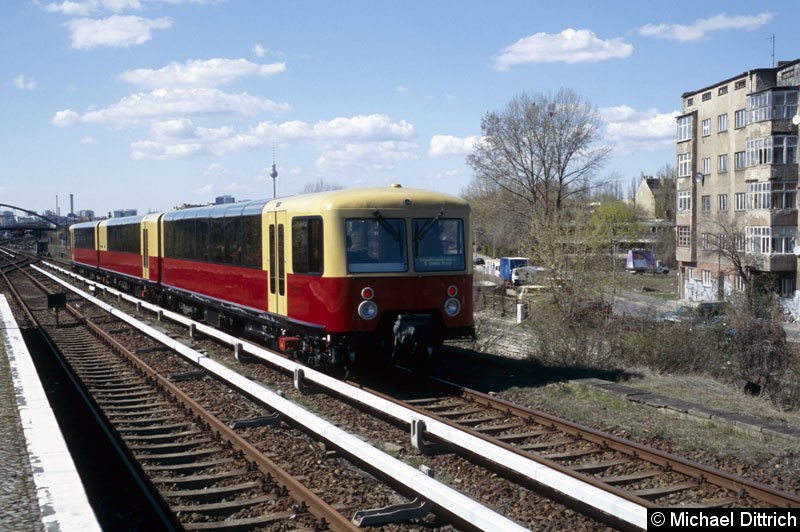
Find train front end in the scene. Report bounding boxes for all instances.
[285,186,474,367]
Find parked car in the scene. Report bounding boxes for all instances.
[472,257,485,266]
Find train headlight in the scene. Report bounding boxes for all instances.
[444,297,461,317]
[358,300,379,320]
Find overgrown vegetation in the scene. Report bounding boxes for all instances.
[465,87,799,411]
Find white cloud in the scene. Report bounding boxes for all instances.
[252,44,267,58]
[601,105,678,155]
[66,15,172,49]
[52,88,289,127]
[638,12,773,42]
[492,28,633,71]
[119,58,286,89]
[44,1,144,16]
[205,163,226,176]
[80,136,99,144]
[129,114,417,166]
[13,75,37,90]
[428,135,479,157]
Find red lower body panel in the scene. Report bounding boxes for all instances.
[286,274,473,333]
[161,258,268,311]
[99,251,142,279]
[72,248,99,268]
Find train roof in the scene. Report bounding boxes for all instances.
[102,215,146,226]
[69,220,100,230]
[271,185,470,211]
[162,186,469,221]
[163,199,269,222]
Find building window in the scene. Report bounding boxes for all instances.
[734,233,745,252]
[678,152,691,177]
[702,270,712,286]
[702,118,711,137]
[686,266,695,279]
[718,194,728,211]
[701,195,711,212]
[734,192,746,211]
[746,226,797,254]
[702,157,711,175]
[747,182,797,210]
[748,90,799,123]
[734,151,746,170]
[678,190,691,212]
[734,109,746,129]
[717,113,728,133]
[748,182,771,209]
[702,91,712,101]
[678,225,692,248]
[677,116,692,142]
[701,233,711,249]
[746,136,798,166]
[677,226,691,247]
[718,154,728,173]
[780,276,796,298]
[734,274,745,291]
[735,79,746,90]
[718,85,729,96]
[687,97,694,107]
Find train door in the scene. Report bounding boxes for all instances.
[140,213,162,283]
[267,211,287,316]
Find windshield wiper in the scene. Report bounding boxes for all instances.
[414,209,444,241]
[372,210,402,242]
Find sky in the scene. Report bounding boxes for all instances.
[1,1,798,218]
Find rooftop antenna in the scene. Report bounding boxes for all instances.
[269,139,278,198]
[770,34,775,67]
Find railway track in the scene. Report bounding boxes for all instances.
[16,258,800,530]
[2,262,363,530]
[397,382,800,509]
[6,258,531,531]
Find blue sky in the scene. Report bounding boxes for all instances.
[1,1,797,217]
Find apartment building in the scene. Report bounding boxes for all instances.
[676,59,800,310]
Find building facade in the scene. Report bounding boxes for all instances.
[676,59,800,311]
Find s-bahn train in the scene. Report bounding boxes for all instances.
[69,185,474,367]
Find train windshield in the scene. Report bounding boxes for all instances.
[413,218,466,272]
[346,218,407,273]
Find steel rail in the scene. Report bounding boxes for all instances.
[35,262,529,532]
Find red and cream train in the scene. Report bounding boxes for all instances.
[69,186,474,367]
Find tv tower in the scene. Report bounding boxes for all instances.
[270,140,278,198]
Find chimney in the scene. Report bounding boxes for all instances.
[70,194,74,216]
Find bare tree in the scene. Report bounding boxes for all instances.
[299,178,344,194]
[652,164,676,221]
[467,89,612,221]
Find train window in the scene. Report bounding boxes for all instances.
[269,224,276,294]
[209,218,224,263]
[107,223,141,254]
[292,217,323,275]
[412,218,465,272]
[241,215,262,268]
[73,227,95,249]
[346,218,407,273]
[224,216,243,265]
[278,224,285,295]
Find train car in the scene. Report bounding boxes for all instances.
[98,215,147,286]
[69,185,474,368]
[69,220,100,271]
[158,185,473,366]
